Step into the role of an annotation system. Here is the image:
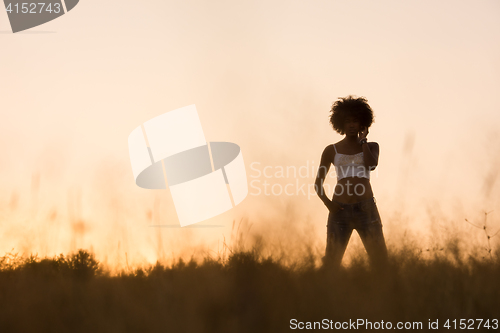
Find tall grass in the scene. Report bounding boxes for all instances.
[0,232,499,333]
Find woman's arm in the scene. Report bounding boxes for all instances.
[315,145,333,206]
[361,142,379,170]
[359,127,379,170]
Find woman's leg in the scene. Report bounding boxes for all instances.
[324,225,353,269]
[356,199,388,269]
[357,224,388,269]
[323,206,353,269]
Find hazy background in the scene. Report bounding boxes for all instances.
[1,0,499,270]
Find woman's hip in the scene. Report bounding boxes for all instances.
[327,197,382,229]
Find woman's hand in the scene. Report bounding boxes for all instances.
[358,126,369,140]
[326,200,344,213]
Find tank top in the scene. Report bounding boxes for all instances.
[333,144,370,181]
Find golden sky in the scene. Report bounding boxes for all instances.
[1,0,499,269]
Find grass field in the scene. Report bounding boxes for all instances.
[0,232,499,333]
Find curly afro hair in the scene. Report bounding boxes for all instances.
[329,95,374,135]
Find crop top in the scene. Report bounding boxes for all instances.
[333,144,370,181]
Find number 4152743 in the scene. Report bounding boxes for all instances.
[5,3,62,14]
[444,319,499,330]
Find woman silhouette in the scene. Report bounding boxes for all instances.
[315,96,388,269]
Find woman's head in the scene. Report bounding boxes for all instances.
[329,95,374,135]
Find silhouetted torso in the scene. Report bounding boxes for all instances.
[330,140,375,204]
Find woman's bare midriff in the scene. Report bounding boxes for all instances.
[332,177,373,204]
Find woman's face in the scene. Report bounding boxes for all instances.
[344,116,362,136]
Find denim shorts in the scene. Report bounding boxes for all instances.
[324,196,387,268]
[327,196,382,230]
